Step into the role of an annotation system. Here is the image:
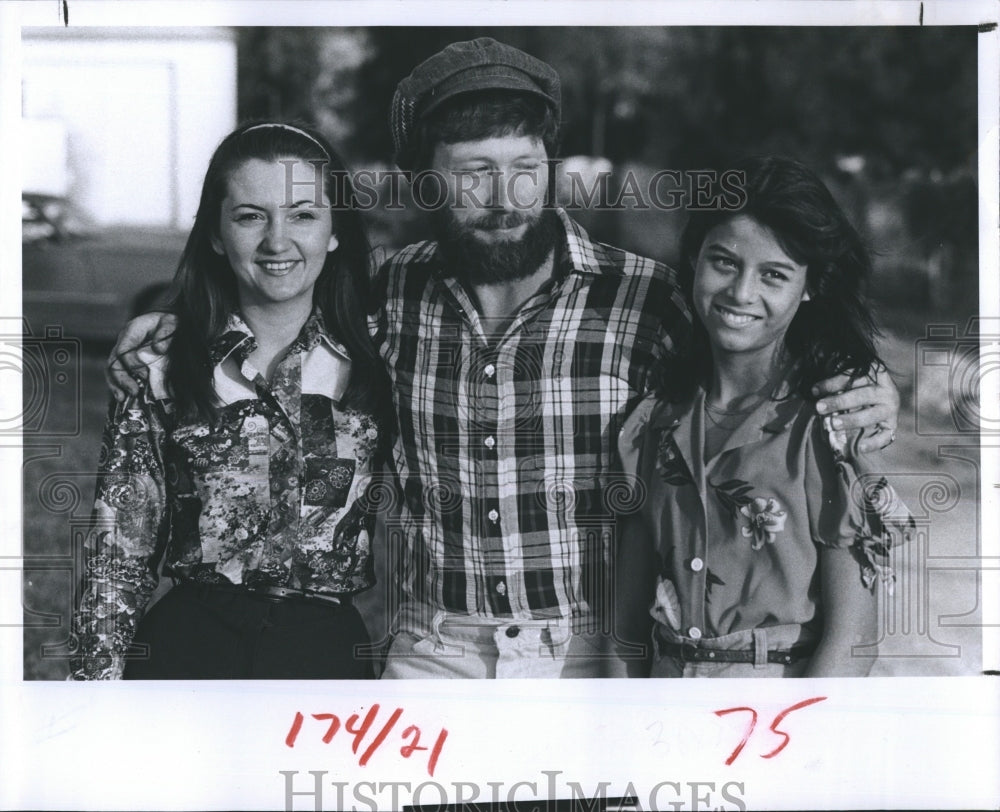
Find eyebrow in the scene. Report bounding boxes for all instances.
[761,261,803,274]
[703,243,802,273]
[229,199,320,211]
[451,153,543,164]
[703,242,734,254]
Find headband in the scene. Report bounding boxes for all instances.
[241,123,331,161]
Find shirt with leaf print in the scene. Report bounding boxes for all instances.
[617,385,914,643]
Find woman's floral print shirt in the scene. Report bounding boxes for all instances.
[618,386,914,643]
[70,311,380,679]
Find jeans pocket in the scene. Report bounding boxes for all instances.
[410,634,440,655]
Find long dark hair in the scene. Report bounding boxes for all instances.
[655,155,883,402]
[163,121,386,420]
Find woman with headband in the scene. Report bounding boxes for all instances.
[69,123,388,679]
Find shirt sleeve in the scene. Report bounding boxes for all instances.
[69,392,170,679]
[617,393,660,484]
[367,249,393,342]
[805,415,916,591]
[640,268,692,396]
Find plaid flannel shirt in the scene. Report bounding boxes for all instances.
[377,209,690,627]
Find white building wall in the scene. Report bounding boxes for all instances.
[22,28,237,228]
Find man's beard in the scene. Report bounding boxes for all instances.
[434,206,561,285]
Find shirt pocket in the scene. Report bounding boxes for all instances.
[303,456,357,509]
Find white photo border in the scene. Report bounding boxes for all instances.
[2,2,998,810]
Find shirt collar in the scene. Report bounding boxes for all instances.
[208,308,350,369]
[651,381,804,447]
[554,207,624,280]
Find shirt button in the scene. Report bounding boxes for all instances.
[505,625,520,638]
[484,363,496,378]
[484,435,496,450]
[488,509,500,524]
[689,557,704,572]
[688,626,702,640]
[496,581,507,596]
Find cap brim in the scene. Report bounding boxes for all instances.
[421,68,555,117]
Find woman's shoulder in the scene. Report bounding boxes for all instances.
[622,392,687,436]
[619,393,693,469]
[755,383,819,442]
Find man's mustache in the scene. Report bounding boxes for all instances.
[464,210,533,231]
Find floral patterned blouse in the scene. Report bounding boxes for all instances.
[70,311,381,680]
[617,385,914,645]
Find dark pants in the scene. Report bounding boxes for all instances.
[123,582,375,680]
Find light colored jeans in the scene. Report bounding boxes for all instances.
[381,608,621,679]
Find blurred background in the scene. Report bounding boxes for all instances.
[20,26,986,678]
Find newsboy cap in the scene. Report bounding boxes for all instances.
[390,37,561,171]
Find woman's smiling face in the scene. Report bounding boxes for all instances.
[211,158,338,311]
[692,213,810,366]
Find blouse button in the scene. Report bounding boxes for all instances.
[488,509,500,524]
[688,626,702,640]
[484,435,496,450]
[689,557,704,572]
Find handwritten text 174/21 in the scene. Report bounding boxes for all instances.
[285,704,448,777]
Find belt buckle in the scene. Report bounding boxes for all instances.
[249,584,342,606]
[680,642,700,663]
[258,585,289,604]
[300,589,342,607]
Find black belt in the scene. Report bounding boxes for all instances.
[180,580,348,608]
[658,640,815,665]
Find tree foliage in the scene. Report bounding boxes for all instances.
[330,27,977,177]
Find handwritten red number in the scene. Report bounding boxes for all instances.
[399,725,427,758]
[284,708,447,777]
[715,697,828,764]
[714,706,758,766]
[359,707,404,766]
[761,696,827,759]
[428,729,448,777]
[285,711,304,748]
[311,713,341,744]
[345,705,380,755]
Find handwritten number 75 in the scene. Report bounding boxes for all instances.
[715,696,827,765]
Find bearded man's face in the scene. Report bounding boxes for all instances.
[428,134,559,284]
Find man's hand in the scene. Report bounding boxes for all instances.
[812,365,900,454]
[105,312,178,401]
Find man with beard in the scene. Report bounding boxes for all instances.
[373,37,900,678]
[373,41,676,677]
[107,38,900,678]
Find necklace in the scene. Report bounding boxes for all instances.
[703,395,766,428]
[704,401,759,416]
